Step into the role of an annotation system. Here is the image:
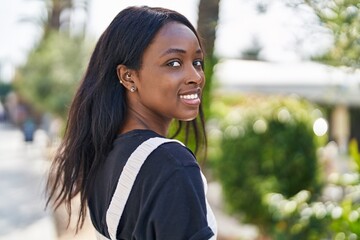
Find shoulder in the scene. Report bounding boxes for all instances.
[136,139,200,187]
[150,140,199,168]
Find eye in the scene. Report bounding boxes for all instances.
[167,60,181,67]
[193,60,204,69]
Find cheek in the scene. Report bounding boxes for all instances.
[154,75,181,93]
[140,80,177,105]
[138,69,183,99]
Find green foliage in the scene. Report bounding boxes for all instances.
[265,171,360,239]
[202,56,217,118]
[14,31,91,119]
[350,139,360,171]
[213,95,324,234]
[265,190,330,239]
[305,0,360,68]
[0,82,12,101]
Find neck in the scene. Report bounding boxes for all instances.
[119,108,170,137]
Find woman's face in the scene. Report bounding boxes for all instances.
[132,21,205,125]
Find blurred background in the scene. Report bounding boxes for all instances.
[1,0,360,239]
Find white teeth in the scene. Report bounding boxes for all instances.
[180,93,198,99]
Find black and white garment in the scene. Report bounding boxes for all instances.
[88,129,217,240]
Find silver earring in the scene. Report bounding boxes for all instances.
[119,79,123,84]
[130,86,136,92]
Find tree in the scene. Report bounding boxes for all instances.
[309,0,360,68]
[14,32,90,119]
[40,0,89,37]
[197,0,220,118]
[288,0,360,68]
[14,0,91,119]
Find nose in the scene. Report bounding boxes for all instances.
[186,64,204,85]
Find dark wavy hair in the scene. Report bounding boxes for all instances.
[46,6,207,230]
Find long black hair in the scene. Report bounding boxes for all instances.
[46,6,207,230]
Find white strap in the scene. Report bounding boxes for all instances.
[200,172,218,239]
[105,137,182,239]
[96,231,110,240]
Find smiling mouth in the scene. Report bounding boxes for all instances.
[179,93,199,100]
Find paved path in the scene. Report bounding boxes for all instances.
[0,122,57,240]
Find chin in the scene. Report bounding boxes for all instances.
[176,110,199,122]
[178,115,198,122]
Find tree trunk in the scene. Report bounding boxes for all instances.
[44,0,89,37]
[197,0,220,56]
[196,0,220,120]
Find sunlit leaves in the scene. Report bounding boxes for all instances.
[304,0,360,67]
[14,31,91,118]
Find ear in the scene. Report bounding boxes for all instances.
[116,64,137,91]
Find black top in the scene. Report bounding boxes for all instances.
[88,129,214,240]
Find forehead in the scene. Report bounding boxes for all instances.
[145,21,202,55]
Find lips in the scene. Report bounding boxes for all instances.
[179,87,201,99]
[179,88,201,105]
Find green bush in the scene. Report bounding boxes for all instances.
[265,171,360,239]
[213,95,324,235]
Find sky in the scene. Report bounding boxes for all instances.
[0,0,43,81]
[0,0,333,82]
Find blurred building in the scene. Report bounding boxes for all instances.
[214,59,360,152]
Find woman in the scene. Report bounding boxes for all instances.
[46,6,217,240]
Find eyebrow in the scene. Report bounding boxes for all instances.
[160,48,203,57]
